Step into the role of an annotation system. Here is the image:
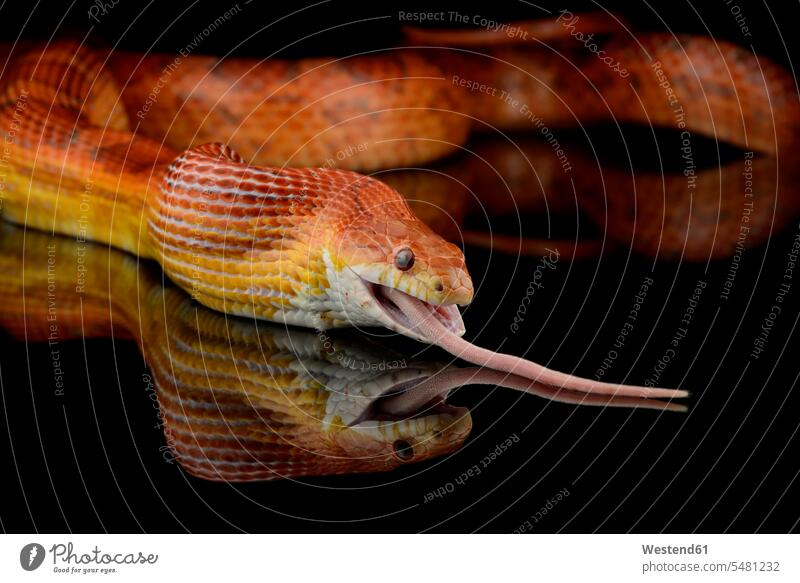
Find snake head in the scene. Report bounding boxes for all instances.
[322,175,474,341]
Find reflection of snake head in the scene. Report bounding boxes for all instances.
[326,363,472,469]
[153,316,477,480]
[144,279,475,482]
[155,336,475,481]
[333,409,472,470]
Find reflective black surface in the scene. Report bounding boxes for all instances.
[1,1,799,533]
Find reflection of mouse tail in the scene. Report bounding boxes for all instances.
[462,230,608,260]
[379,366,687,417]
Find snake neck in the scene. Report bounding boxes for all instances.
[148,142,349,327]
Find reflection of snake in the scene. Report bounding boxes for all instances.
[0,225,682,481]
[1,22,717,402]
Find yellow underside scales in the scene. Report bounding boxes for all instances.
[20,182,152,255]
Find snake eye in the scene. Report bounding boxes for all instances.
[392,440,414,461]
[394,248,415,271]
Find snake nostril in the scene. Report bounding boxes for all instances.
[434,280,444,292]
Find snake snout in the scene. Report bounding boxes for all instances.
[434,266,473,306]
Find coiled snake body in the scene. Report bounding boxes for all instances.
[111,20,799,168]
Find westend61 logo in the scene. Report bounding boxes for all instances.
[20,543,46,571]
[19,542,158,574]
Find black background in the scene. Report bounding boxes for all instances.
[1,0,799,533]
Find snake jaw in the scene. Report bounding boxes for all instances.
[366,281,466,342]
[322,251,466,342]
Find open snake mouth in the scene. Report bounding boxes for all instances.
[365,281,466,339]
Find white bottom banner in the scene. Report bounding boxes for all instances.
[0,534,796,582]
